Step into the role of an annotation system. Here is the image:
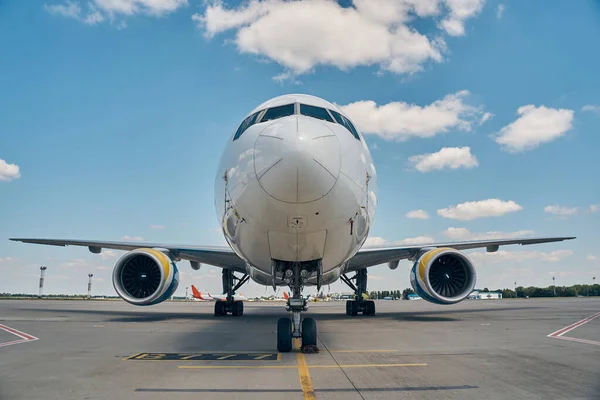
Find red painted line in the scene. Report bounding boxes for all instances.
[552,335,600,347]
[0,324,39,347]
[547,311,600,338]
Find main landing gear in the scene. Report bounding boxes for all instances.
[214,269,249,317]
[276,262,319,352]
[341,268,376,316]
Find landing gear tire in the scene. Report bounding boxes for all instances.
[349,300,358,316]
[345,300,351,316]
[214,301,225,316]
[301,318,317,348]
[277,317,293,352]
[232,301,244,316]
[364,300,376,316]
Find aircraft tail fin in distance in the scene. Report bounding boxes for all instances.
[283,292,290,300]
[191,285,203,299]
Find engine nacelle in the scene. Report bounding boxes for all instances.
[112,248,179,306]
[410,248,476,305]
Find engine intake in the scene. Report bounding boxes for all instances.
[112,248,179,306]
[410,248,476,305]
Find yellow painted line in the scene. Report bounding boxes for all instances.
[296,352,316,400]
[122,352,143,361]
[178,363,427,370]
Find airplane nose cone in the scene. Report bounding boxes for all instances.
[254,117,340,203]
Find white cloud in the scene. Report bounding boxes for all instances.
[121,235,144,241]
[405,209,430,219]
[589,204,599,213]
[479,111,493,125]
[495,105,574,152]
[99,250,118,260]
[150,225,165,230]
[394,236,435,245]
[340,90,485,141]
[587,255,597,261]
[544,205,579,216]
[364,236,388,247]
[364,235,435,246]
[582,104,600,113]
[0,158,21,182]
[45,0,186,26]
[469,249,573,263]
[444,227,534,241]
[438,199,523,221]
[440,0,486,37]
[496,4,504,19]
[408,146,478,172]
[194,0,485,76]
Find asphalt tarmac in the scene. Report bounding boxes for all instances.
[1,298,599,400]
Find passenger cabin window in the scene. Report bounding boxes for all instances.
[260,104,295,123]
[330,110,360,140]
[299,104,334,122]
[233,111,260,141]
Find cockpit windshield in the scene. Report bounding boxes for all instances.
[299,104,334,122]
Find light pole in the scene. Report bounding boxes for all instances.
[38,266,47,298]
[514,281,517,299]
[185,286,189,301]
[87,274,94,299]
[552,276,556,297]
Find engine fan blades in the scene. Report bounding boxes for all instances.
[428,255,467,298]
[121,255,162,299]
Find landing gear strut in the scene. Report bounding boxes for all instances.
[341,268,375,316]
[276,262,319,352]
[214,269,248,317]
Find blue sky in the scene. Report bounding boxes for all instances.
[1,0,598,297]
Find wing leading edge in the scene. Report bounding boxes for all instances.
[347,236,576,272]
[9,238,246,273]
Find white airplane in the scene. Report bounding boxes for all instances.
[190,285,246,313]
[11,94,575,352]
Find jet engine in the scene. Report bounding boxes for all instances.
[112,248,179,306]
[410,248,476,305]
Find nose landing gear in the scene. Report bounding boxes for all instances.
[275,261,319,352]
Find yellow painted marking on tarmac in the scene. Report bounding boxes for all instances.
[296,352,316,400]
[178,363,427,370]
[254,354,274,360]
[293,338,301,351]
[217,354,236,360]
[122,353,143,360]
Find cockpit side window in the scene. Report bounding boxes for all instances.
[260,104,295,123]
[330,110,360,140]
[233,111,260,141]
[299,104,334,122]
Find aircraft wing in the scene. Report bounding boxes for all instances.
[346,236,576,272]
[9,238,247,273]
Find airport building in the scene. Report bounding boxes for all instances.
[469,291,502,300]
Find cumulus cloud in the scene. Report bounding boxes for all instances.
[99,250,118,260]
[444,227,534,241]
[586,255,597,261]
[544,205,578,216]
[469,249,573,263]
[340,90,485,141]
[150,225,165,230]
[582,104,600,113]
[438,199,523,221]
[194,0,486,76]
[495,105,574,152]
[405,209,430,219]
[121,235,144,241]
[496,3,504,19]
[408,146,478,172]
[479,112,493,125]
[590,204,599,213]
[0,159,21,182]
[440,0,486,36]
[45,0,186,26]
[364,235,435,247]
